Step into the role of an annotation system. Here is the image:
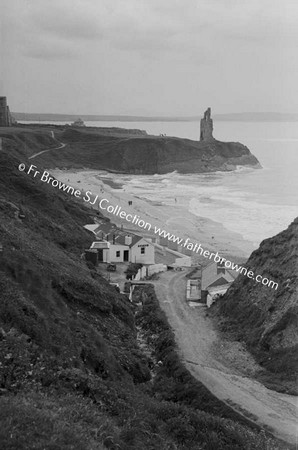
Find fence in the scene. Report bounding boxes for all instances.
[134,263,167,281]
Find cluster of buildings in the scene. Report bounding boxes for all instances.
[83,220,192,267]
[84,222,155,265]
[83,219,238,307]
[84,222,154,265]
[187,261,238,307]
[201,261,238,307]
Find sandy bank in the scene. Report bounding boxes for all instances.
[50,169,255,261]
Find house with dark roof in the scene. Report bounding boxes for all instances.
[85,221,155,264]
[201,261,238,307]
[90,234,155,264]
[84,224,103,235]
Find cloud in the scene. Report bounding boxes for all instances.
[30,3,104,41]
[4,0,298,61]
[25,44,77,61]
[2,0,298,114]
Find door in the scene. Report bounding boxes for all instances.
[98,249,103,262]
[123,250,129,262]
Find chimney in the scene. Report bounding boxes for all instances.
[125,235,132,246]
[113,234,116,244]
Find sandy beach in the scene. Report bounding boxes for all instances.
[51,169,255,262]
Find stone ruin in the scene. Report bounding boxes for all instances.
[0,97,13,127]
[200,107,214,141]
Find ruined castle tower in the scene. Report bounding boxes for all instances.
[200,107,214,141]
[0,97,12,127]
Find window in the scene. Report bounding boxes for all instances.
[116,251,120,257]
[217,262,225,274]
[141,247,145,254]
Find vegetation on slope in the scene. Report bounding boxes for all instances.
[0,126,57,160]
[133,285,289,449]
[213,219,298,394]
[0,140,288,449]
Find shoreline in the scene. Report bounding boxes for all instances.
[50,169,256,261]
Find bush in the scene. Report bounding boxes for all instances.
[125,263,142,279]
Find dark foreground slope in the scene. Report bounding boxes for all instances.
[0,152,287,449]
[214,219,298,394]
[1,125,260,174]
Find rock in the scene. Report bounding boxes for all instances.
[200,107,214,141]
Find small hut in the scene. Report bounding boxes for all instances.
[71,118,86,127]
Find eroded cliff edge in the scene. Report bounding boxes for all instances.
[214,218,298,394]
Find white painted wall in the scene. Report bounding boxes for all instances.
[90,241,110,262]
[130,238,155,264]
[186,279,200,300]
[102,248,109,263]
[134,264,167,281]
[108,244,129,263]
[147,264,167,276]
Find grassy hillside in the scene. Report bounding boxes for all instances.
[0,144,290,448]
[0,126,58,160]
[213,219,298,394]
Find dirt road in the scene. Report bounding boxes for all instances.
[29,131,66,160]
[153,270,297,446]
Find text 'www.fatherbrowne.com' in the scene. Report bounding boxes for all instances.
[19,163,279,291]
[154,227,278,290]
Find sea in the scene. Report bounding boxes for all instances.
[21,120,298,248]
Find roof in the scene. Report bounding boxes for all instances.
[84,221,151,248]
[208,285,230,295]
[207,276,231,289]
[110,234,143,247]
[227,269,238,280]
[155,248,177,265]
[84,224,102,234]
[202,261,238,290]
[90,241,110,249]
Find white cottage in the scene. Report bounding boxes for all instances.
[90,234,155,265]
[201,261,238,307]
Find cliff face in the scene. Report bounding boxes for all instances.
[0,123,260,174]
[216,218,298,392]
[34,128,260,174]
[113,137,260,174]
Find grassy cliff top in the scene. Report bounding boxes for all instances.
[0,124,260,174]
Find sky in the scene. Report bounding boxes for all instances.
[1,0,298,115]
